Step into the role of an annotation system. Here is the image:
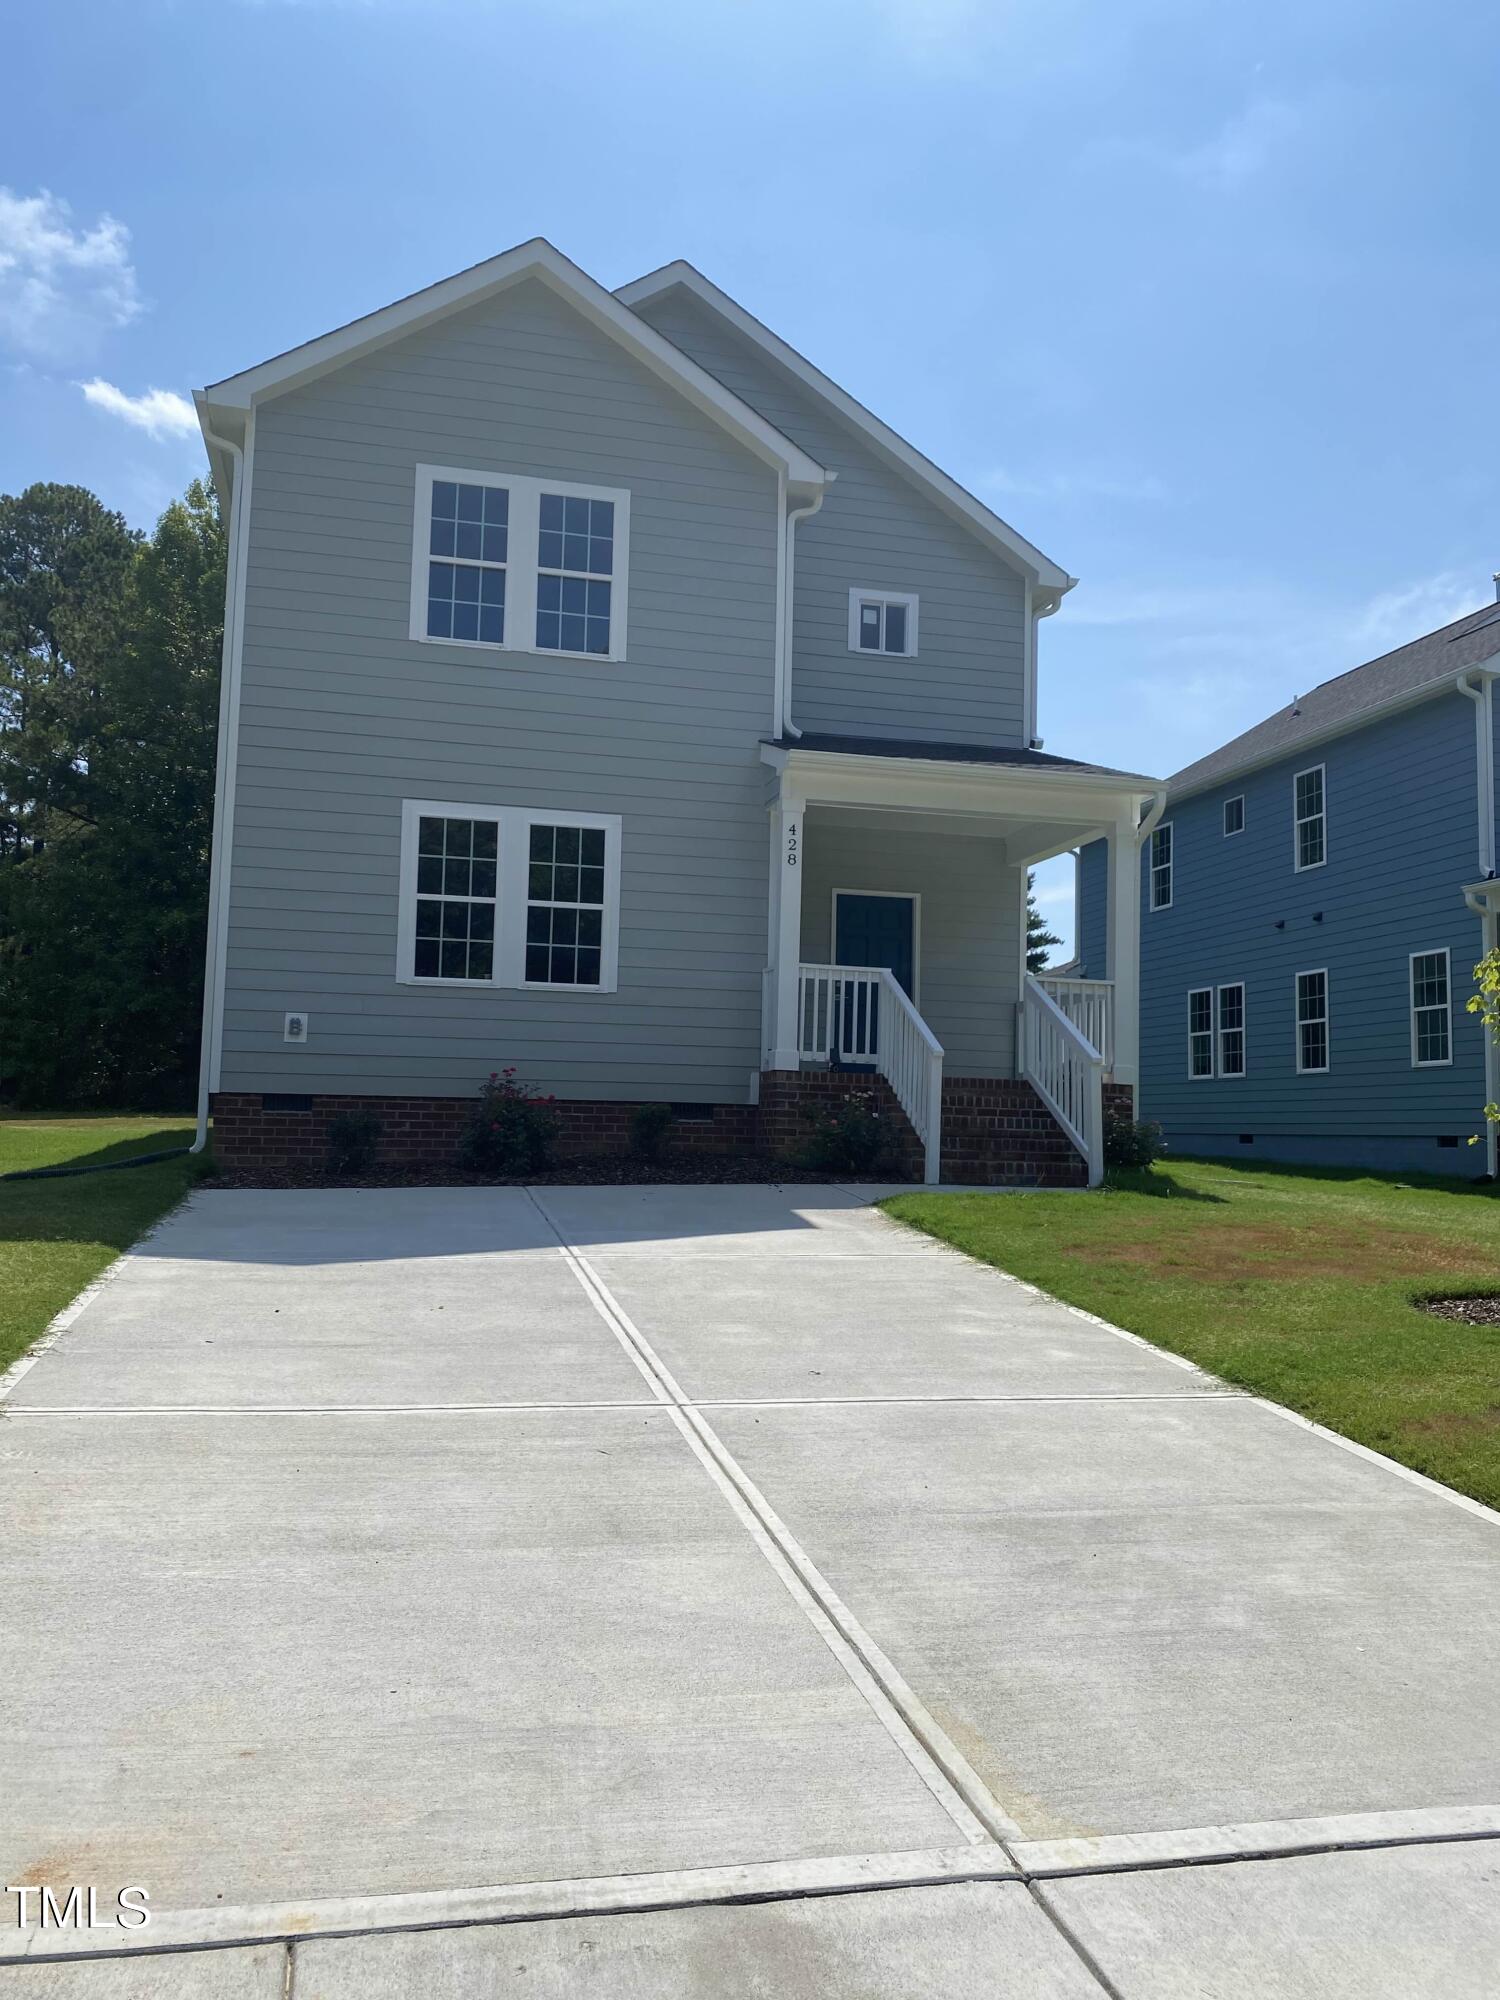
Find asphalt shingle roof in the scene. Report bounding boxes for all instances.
[767,732,1153,781]
[1170,599,1500,799]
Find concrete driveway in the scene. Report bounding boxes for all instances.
[3,1184,1499,1996]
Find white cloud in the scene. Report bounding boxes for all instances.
[0,188,142,358]
[78,378,198,440]
[985,465,1168,504]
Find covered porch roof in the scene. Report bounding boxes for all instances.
[761,734,1162,868]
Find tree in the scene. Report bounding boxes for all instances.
[1026,871,1062,973]
[1467,948,1500,1136]
[0,481,224,1106]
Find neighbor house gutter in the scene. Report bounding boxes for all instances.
[190,405,256,1155]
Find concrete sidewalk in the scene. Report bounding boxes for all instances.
[3,1184,1498,1995]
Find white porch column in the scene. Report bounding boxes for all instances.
[765,782,805,1070]
[1107,808,1141,1090]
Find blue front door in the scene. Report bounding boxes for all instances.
[835,893,915,996]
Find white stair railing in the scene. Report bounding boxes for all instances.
[1018,973,1105,1188]
[1036,976,1115,1074]
[797,964,945,1184]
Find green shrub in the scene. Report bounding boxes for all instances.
[458,1069,560,1176]
[800,1089,890,1175]
[326,1110,382,1177]
[1103,1105,1166,1171]
[629,1102,674,1163]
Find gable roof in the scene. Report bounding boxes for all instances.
[196,238,827,494]
[616,259,1075,598]
[1169,600,1500,801]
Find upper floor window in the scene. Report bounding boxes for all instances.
[1223,795,1245,837]
[412,468,630,662]
[397,799,621,992]
[1149,823,1173,910]
[1294,765,1325,871]
[848,589,918,657]
[1410,949,1452,1067]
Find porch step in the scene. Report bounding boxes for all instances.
[939,1078,1089,1188]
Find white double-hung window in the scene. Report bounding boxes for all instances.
[1410,949,1452,1067]
[411,467,630,661]
[397,801,622,992]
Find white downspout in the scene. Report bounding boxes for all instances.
[191,414,255,1154]
[1458,668,1498,1174]
[780,486,827,739]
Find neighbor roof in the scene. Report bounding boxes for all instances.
[1170,600,1500,800]
[195,238,827,496]
[617,259,1075,597]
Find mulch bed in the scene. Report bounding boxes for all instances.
[1420,1295,1500,1327]
[204,1151,914,1191]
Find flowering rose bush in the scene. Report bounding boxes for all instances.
[457,1068,561,1176]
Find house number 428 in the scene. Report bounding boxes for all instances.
[785,820,800,866]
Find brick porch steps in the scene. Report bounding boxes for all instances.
[939,1077,1089,1188]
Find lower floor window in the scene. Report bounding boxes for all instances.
[398,801,620,991]
[1296,969,1329,1073]
[1410,949,1451,1066]
[1188,988,1214,1077]
[1216,983,1246,1077]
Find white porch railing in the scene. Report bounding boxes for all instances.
[797,964,945,1184]
[1018,973,1105,1188]
[1037,975,1115,1074]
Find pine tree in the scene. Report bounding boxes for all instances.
[1026,871,1063,973]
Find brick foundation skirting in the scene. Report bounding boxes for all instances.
[210,1093,758,1171]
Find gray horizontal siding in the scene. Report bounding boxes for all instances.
[224,276,780,1102]
[632,287,1029,748]
[1138,692,1491,1158]
[799,814,1021,1076]
[1076,839,1109,979]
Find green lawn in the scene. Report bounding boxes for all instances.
[0,1115,206,1378]
[884,1157,1500,1508]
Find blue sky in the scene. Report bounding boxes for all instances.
[5,0,1497,952]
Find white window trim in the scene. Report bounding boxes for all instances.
[1293,763,1326,873]
[1187,986,1214,1080]
[410,465,631,664]
[1150,821,1173,911]
[1409,947,1453,1068]
[1223,795,1245,837]
[1295,966,1330,1074]
[396,799,622,994]
[1216,981,1247,1078]
[847,588,919,658]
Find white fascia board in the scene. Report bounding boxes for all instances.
[618,260,1075,594]
[193,393,243,505]
[763,743,1157,822]
[1170,656,1500,806]
[196,239,827,488]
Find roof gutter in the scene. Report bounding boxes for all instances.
[190,403,255,1156]
[779,483,828,740]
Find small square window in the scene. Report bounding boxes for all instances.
[848,590,918,656]
[1223,796,1245,836]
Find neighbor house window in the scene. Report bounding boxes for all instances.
[1296,969,1329,1073]
[1294,765,1326,871]
[411,468,629,661]
[1216,983,1246,1077]
[1188,988,1214,1078]
[525,823,608,986]
[1150,823,1173,910]
[1410,949,1452,1067]
[398,801,621,991]
[848,589,918,656]
[1223,795,1245,836]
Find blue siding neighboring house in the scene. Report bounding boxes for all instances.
[1079,598,1500,1177]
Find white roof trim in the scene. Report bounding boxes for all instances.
[617,260,1074,594]
[196,239,827,488]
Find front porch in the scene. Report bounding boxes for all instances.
[759,736,1161,1184]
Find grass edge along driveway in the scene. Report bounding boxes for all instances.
[0,1115,205,1379]
[884,1157,1500,1510]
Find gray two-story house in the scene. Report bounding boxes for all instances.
[193,240,1158,1183]
[1077,600,1500,1178]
